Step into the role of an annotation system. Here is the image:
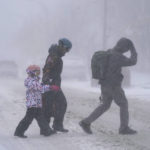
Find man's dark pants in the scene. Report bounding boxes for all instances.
[83,85,129,130]
[42,90,67,129]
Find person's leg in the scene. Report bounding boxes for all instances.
[53,90,68,132]
[42,92,54,124]
[35,108,56,136]
[14,108,34,138]
[113,86,137,134]
[80,86,113,134]
[82,86,113,124]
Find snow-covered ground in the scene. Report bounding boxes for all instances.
[0,76,150,150]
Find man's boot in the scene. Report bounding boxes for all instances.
[119,127,137,135]
[79,120,92,134]
[40,129,56,136]
[54,127,69,132]
[53,125,69,132]
[14,132,27,138]
[52,121,69,133]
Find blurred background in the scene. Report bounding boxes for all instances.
[0,0,150,87]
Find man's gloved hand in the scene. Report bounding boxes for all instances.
[129,42,136,51]
[50,85,60,91]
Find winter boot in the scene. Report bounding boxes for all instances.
[79,120,92,134]
[52,123,69,133]
[119,127,137,135]
[40,129,56,136]
[14,132,27,138]
[53,126,69,133]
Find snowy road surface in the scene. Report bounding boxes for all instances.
[0,78,150,150]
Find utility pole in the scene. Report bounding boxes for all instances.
[102,0,108,50]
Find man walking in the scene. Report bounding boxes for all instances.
[42,38,72,133]
[79,38,137,135]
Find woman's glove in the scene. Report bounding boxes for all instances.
[50,85,60,91]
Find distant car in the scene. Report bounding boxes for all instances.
[0,61,18,78]
[62,57,88,81]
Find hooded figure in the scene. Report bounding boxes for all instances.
[79,38,138,135]
[42,38,72,132]
[14,65,57,138]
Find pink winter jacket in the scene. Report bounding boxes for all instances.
[24,76,50,108]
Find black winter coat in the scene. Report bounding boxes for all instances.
[42,44,63,87]
[100,48,137,86]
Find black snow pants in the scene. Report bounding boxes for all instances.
[42,90,67,129]
[14,107,51,135]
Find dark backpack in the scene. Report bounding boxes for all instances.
[91,50,110,80]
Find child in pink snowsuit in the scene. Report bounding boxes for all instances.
[14,65,58,138]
